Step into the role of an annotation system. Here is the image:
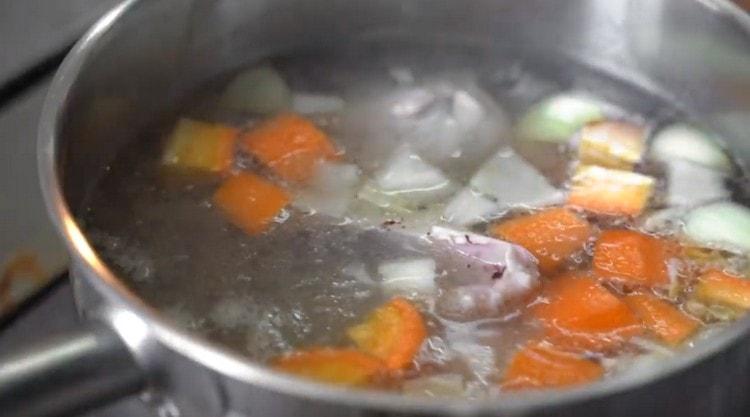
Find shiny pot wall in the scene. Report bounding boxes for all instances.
[4,0,750,416]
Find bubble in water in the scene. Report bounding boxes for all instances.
[274,208,291,224]
[209,298,257,330]
[163,304,206,331]
[248,314,292,358]
[88,231,155,283]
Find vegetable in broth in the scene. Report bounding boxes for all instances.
[83,54,750,397]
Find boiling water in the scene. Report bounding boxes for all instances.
[81,44,750,396]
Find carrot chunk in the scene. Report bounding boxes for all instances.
[533,274,642,352]
[490,208,592,275]
[162,118,238,173]
[592,229,670,288]
[213,173,290,235]
[567,165,654,216]
[623,293,699,345]
[695,270,750,311]
[578,121,646,170]
[501,342,604,391]
[241,113,339,183]
[274,348,384,386]
[347,298,427,370]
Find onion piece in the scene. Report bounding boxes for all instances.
[602,352,671,382]
[452,90,485,129]
[402,374,465,397]
[219,64,291,114]
[443,188,500,226]
[352,189,449,235]
[452,342,497,384]
[376,149,450,192]
[342,262,377,287]
[664,160,729,207]
[355,181,413,214]
[402,83,507,177]
[293,162,360,217]
[650,124,732,172]
[684,202,750,253]
[469,149,563,208]
[291,93,345,114]
[639,207,688,234]
[372,147,455,206]
[378,258,437,296]
[339,81,508,178]
[516,94,605,143]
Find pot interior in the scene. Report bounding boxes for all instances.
[51,0,750,405]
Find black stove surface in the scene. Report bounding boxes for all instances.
[0,277,156,417]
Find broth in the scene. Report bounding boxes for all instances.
[82,46,750,397]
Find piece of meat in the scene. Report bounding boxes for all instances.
[428,226,540,321]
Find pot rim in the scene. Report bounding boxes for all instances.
[37,0,750,413]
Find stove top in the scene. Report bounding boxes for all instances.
[0,277,156,417]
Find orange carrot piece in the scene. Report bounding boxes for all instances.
[490,208,592,275]
[623,293,700,345]
[347,298,427,370]
[501,341,604,391]
[212,173,290,235]
[162,118,238,173]
[592,229,670,288]
[567,165,654,216]
[274,348,385,386]
[241,113,339,183]
[695,270,750,311]
[533,273,642,352]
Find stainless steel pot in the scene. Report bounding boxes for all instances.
[3,0,750,416]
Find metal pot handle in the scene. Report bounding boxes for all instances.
[0,324,145,417]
